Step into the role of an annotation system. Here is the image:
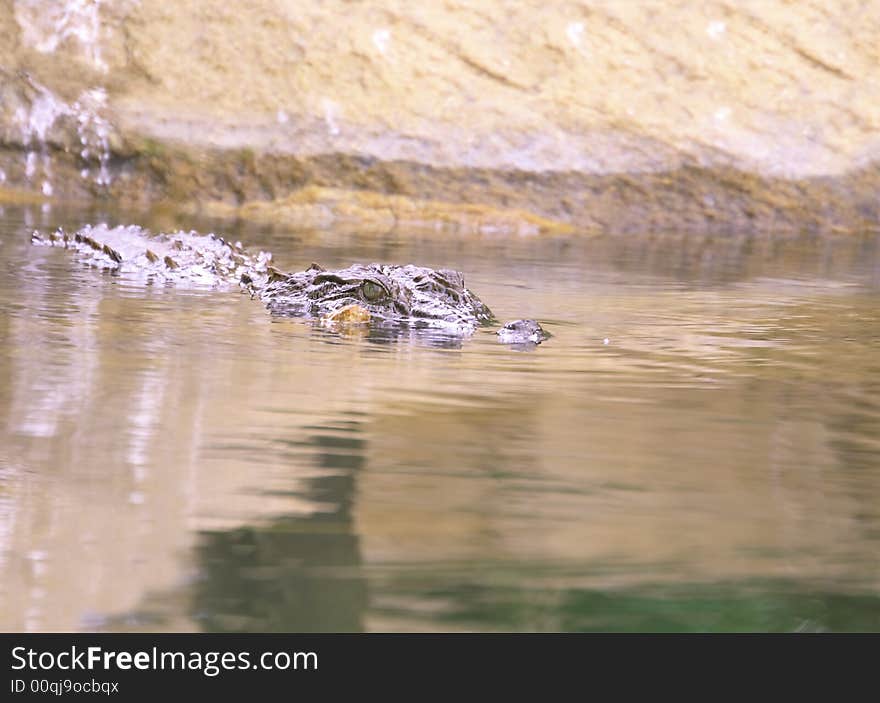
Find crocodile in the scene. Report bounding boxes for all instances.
[31,224,549,344]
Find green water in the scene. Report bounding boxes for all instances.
[1,204,879,632]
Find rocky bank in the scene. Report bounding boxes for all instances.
[1,0,879,234]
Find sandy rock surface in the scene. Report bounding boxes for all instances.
[1,0,879,233]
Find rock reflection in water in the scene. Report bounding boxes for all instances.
[189,425,368,633]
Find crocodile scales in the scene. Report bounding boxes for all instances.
[31,224,549,344]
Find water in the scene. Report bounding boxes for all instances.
[1,204,879,632]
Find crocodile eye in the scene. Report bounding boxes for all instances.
[361,281,386,302]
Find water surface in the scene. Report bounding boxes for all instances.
[1,204,879,632]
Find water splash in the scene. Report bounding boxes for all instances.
[74,88,113,186]
[12,78,114,191]
[14,86,70,144]
[14,0,109,73]
[24,151,37,180]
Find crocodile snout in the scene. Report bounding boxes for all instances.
[497,319,550,345]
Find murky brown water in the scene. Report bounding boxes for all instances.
[1,203,879,632]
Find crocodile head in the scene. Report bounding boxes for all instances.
[258,262,495,332]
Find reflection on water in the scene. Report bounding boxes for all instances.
[1,205,879,632]
[189,421,369,633]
